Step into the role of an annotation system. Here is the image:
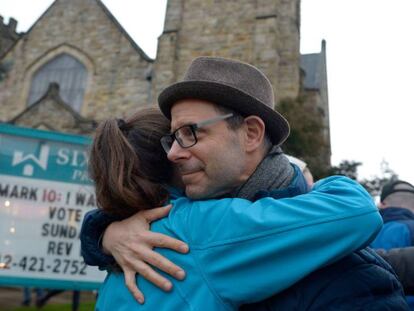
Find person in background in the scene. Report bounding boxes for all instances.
[285,155,314,188]
[21,287,43,307]
[284,160,414,300]
[371,180,414,309]
[377,247,414,296]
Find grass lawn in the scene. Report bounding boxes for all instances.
[5,301,95,311]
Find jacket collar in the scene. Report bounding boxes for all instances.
[380,207,414,223]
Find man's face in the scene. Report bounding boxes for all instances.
[167,99,247,199]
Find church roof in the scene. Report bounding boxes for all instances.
[300,40,327,90]
[1,0,153,62]
[10,82,96,133]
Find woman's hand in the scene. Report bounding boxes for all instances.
[102,204,189,304]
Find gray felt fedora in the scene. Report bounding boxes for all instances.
[158,56,290,146]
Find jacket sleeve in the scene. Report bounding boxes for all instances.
[376,247,414,295]
[79,208,122,269]
[173,176,382,308]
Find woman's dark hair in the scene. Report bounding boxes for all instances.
[89,107,172,218]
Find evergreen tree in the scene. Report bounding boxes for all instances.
[278,96,329,180]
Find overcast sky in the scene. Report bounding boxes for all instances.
[1,0,413,183]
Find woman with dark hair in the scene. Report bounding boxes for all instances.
[89,108,173,219]
[89,107,381,311]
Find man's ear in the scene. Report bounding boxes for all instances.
[242,116,266,152]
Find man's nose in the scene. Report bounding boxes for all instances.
[167,140,191,163]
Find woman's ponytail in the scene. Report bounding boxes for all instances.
[89,108,171,217]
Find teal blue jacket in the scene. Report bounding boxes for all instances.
[95,176,382,311]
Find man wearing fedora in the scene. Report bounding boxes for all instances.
[81,57,407,309]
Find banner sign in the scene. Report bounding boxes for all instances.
[0,123,106,290]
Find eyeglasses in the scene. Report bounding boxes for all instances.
[160,113,233,153]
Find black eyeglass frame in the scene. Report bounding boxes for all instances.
[160,113,234,153]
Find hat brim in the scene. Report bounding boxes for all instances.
[158,80,290,146]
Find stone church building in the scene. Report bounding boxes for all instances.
[0,0,330,164]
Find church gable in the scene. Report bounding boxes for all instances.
[11,83,96,135]
[0,0,153,124]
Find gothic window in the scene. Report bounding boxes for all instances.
[27,53,88,112]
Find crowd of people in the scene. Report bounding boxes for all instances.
[21,56,414,310]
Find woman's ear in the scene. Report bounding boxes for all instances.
[242,116,266,153]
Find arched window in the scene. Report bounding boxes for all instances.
[27,53,88,112]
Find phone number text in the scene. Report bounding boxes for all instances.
[0,254,87,276]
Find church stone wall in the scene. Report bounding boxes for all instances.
[0,0,152,123]
[153,0,301,107]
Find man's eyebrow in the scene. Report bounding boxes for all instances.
[170,120,194,132]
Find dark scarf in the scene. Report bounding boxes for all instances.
[230,146,294,200]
